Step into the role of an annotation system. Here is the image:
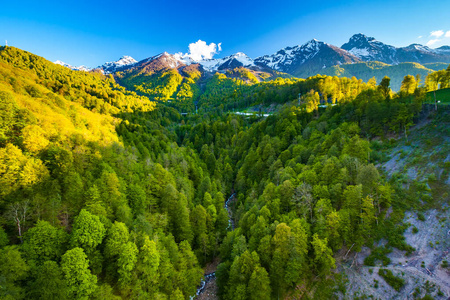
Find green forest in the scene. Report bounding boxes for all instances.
[319,61,448,91]
[0,46,449,299]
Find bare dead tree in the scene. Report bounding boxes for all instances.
[6,200,30,243]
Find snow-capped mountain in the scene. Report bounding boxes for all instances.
[54,60,91,72]
[125,51,258,74]
[97,56,137,74]
[341,33,450,64]
[199,52,256,72]
[126,52,188,75]
[55,33,450,79]
[255,39,360,77]
[436,46,450,53]
[341,33,398,64]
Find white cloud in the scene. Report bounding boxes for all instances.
[430,30,444,38]
[427,39,441,46]
[187,40,221,61]
[418,35,423,39]
[445,31,450,38]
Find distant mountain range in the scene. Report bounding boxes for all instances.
[254,39,360,78]
[341,33,450,64]
[55,33,450,90]
[54,60,92,72]
[55,56,138,73]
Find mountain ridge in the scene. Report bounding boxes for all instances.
[55,34,450,78]
[341,33,450,65]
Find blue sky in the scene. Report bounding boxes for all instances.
[1,0,449,67]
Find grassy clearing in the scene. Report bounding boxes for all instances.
[425,88,450,104]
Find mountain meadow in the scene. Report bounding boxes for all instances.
[0,45,449,300]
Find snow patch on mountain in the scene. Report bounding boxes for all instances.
[341,33,399,63]
[158,52,184,69]
[407,44,432,52]
[54,33,450,76]
[341,33,450,65]
[97,56,137,74]
[173,53,194,65]
[198,52,256,72]
[54,60,91,72]
[348,48,370,58]
[255,39,329,71]
[435,46,450,53]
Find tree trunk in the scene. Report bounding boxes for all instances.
[15,216,22,243]
[404,125,408,142]
[434,89,437,111]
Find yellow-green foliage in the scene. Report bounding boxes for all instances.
[226,67,260,84]
[119,69,183,101]
[0,56,120,152]
[321,61,438,91]
[198,73,373,111]
[0,46,155,114]
[425,66,450,91]
[176,68,201,100]
[176,77,200,100]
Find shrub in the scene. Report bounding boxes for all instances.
[364,247,392,266]
[378,269,405,291]
[417,212,426,221]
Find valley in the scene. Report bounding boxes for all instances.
[0,42,449,300]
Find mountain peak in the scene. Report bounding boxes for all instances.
[254,37,359,76]
[199,52,256,72]
[349,33,376,42]
[114,56,137,65]
[341,33,399,63]
[119,55,136,61]
[342,33,377,50]
[54,60,91,72]
[404,44,432,52]
[305,38,322,46]
[96,55,137,74]
[436,45,450,51]
[299,39,324,53]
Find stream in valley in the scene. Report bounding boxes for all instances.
[192,193,236,299]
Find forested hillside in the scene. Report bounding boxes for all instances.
[0,47,223,299]
[115,53,287,114]
[320,61,448,91]
[0,46,449,299]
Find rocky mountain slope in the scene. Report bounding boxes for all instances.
[55,34,450,92]
[254,39,360,77]
[96,55,137,74]
[339,108,450,299]
[342,33,450,65]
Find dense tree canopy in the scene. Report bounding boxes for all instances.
[0,46,441,299]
